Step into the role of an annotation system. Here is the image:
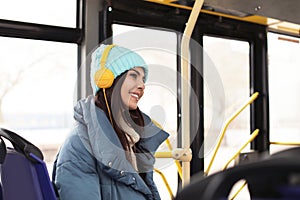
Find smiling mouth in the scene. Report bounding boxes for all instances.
[130,93,139,101]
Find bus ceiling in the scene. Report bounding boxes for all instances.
[145,0,300,36]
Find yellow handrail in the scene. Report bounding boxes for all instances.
[152,118,183,198]
[152,119,183,179]
[223,129,260,170]
[154,141,183,199]
[270,141,300,146]
[165,139,183,179]
[155,151,173,158]
[154,168,174,199]
[154,149,183,179]
[180,0,204,186]
[205,92,259,175]
[229,181,247,200]
[223,129,259,199]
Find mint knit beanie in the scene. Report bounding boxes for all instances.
[90,44,148,95]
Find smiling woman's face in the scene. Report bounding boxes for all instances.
[120,67,145,110]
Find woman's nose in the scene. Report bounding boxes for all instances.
[137,80,145,90]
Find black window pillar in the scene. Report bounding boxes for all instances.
[250,30,270,153]
[190,29,204,175]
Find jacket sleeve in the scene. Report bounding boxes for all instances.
[54,134,101,200]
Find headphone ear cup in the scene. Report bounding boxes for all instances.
[94,67,115,89]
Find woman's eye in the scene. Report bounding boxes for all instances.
[129,73,137,79]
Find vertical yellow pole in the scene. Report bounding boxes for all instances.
[181,0,204,187]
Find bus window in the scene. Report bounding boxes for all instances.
[268,32,300,154]
[112,24,178,199]
[0,37,77,170]
[203,36,250,173]
[0,0,76,27]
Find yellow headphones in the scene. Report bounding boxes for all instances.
[94,44,116,89]
[93,44,116,124]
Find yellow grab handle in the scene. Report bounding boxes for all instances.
[205,92,259,175]
[223,129,260,170]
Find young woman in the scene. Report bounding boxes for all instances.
[53,44,169,200]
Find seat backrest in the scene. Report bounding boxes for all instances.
[0,128,57,200]
[175,147,300,200]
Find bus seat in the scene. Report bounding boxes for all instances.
[175,147,300,200]
[0,128,57,200]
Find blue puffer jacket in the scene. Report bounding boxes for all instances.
[53,96,169,200]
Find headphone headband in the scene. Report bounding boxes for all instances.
[94,44,116,89]
[100,44,116,68]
